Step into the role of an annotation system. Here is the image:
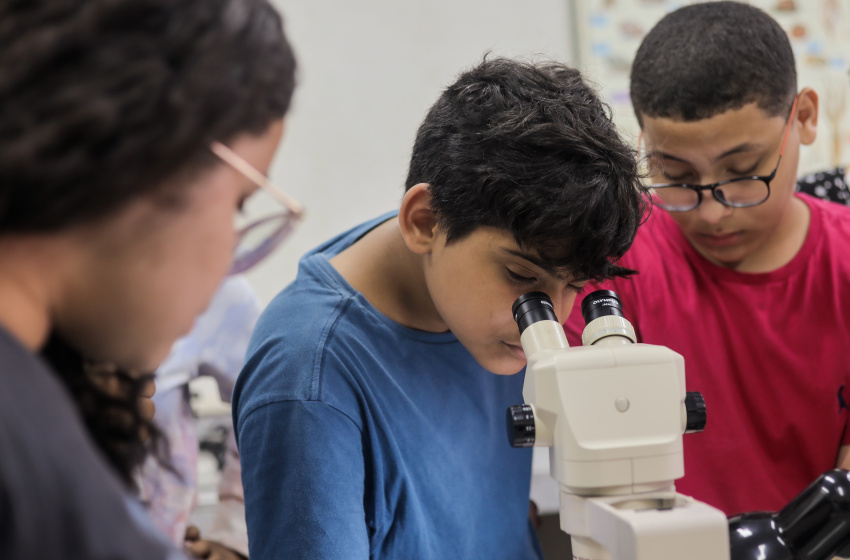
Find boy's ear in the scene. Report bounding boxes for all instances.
[399,183,440,254]
[795,88,818,146]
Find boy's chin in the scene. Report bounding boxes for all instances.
[480,357,527,376]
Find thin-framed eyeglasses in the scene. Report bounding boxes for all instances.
[210,141,304,275]
[644,95,798,212]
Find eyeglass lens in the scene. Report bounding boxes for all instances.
[230,212,296,275]
[651,179,770,212]
[229,179,299,275]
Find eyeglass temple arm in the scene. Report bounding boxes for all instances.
[777,95,799,159]
[211,141,304,215]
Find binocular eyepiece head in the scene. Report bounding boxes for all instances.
[512,289,626,335]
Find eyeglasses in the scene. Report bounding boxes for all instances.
[210,141,304,275]
[645,96,798,212]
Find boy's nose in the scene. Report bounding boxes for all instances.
[695,194,733,225]
[552,290,579,324]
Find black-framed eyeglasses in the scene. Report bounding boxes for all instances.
[210,141,304,275]
[645,96,798,212]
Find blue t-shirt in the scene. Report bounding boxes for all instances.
[233,213,541,560]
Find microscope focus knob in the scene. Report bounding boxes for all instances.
[506,404,535,448]
[685,392,707,433]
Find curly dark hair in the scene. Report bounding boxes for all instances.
[2,0,297,485]
[630,1,796,125]
[405,57,646,282]
[40,333,170,489]
[0,0,297,233]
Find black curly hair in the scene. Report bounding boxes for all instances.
[0,0,297,233]
[406,57,646,282]
[40,334,170,489]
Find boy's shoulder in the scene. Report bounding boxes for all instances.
[798,191,850,245]
[802,190,850,220]
[257,210,398,324]
[248,274,460,378]
[236,211,465,416]
[235,270,466,429]
[233,259,387,426]
[249,210,403,355]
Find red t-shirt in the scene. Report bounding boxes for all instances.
[564,193,850,516]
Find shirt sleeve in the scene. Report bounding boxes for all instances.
[238,399,369,560]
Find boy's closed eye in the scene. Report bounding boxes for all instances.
[727,161,761,177]
[660,163,763,184]
[567,283,587,295]
[655,152,766,184]
[661,170,694,183]
[506,268,537,285]
[505,268,586,295]
[649,159,694,183]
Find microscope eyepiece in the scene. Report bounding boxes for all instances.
[581,289,624,325]
[580,289,637,346]
[512,292,558,334]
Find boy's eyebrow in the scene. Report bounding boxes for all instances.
[712,142,763,162]
[649,142,763,165]
[500,247,568,280]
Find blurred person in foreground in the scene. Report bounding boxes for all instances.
[0,0,300,558]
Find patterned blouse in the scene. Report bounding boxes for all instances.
[796,167,850,206]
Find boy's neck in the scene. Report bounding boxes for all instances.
[329,219,448,332]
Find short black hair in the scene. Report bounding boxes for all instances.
[630,1,796,124]
[406,57,646,282]
[0,0,297,233]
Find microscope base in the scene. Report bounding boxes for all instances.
[559,489,730,560]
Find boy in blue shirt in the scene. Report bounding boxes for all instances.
[232,57,646,559]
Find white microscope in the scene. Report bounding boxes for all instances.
[506,289,850,560]
[507,289,729,560]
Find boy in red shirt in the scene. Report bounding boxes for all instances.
[565,1,850,516]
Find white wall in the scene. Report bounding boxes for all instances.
[245,0,574,305]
